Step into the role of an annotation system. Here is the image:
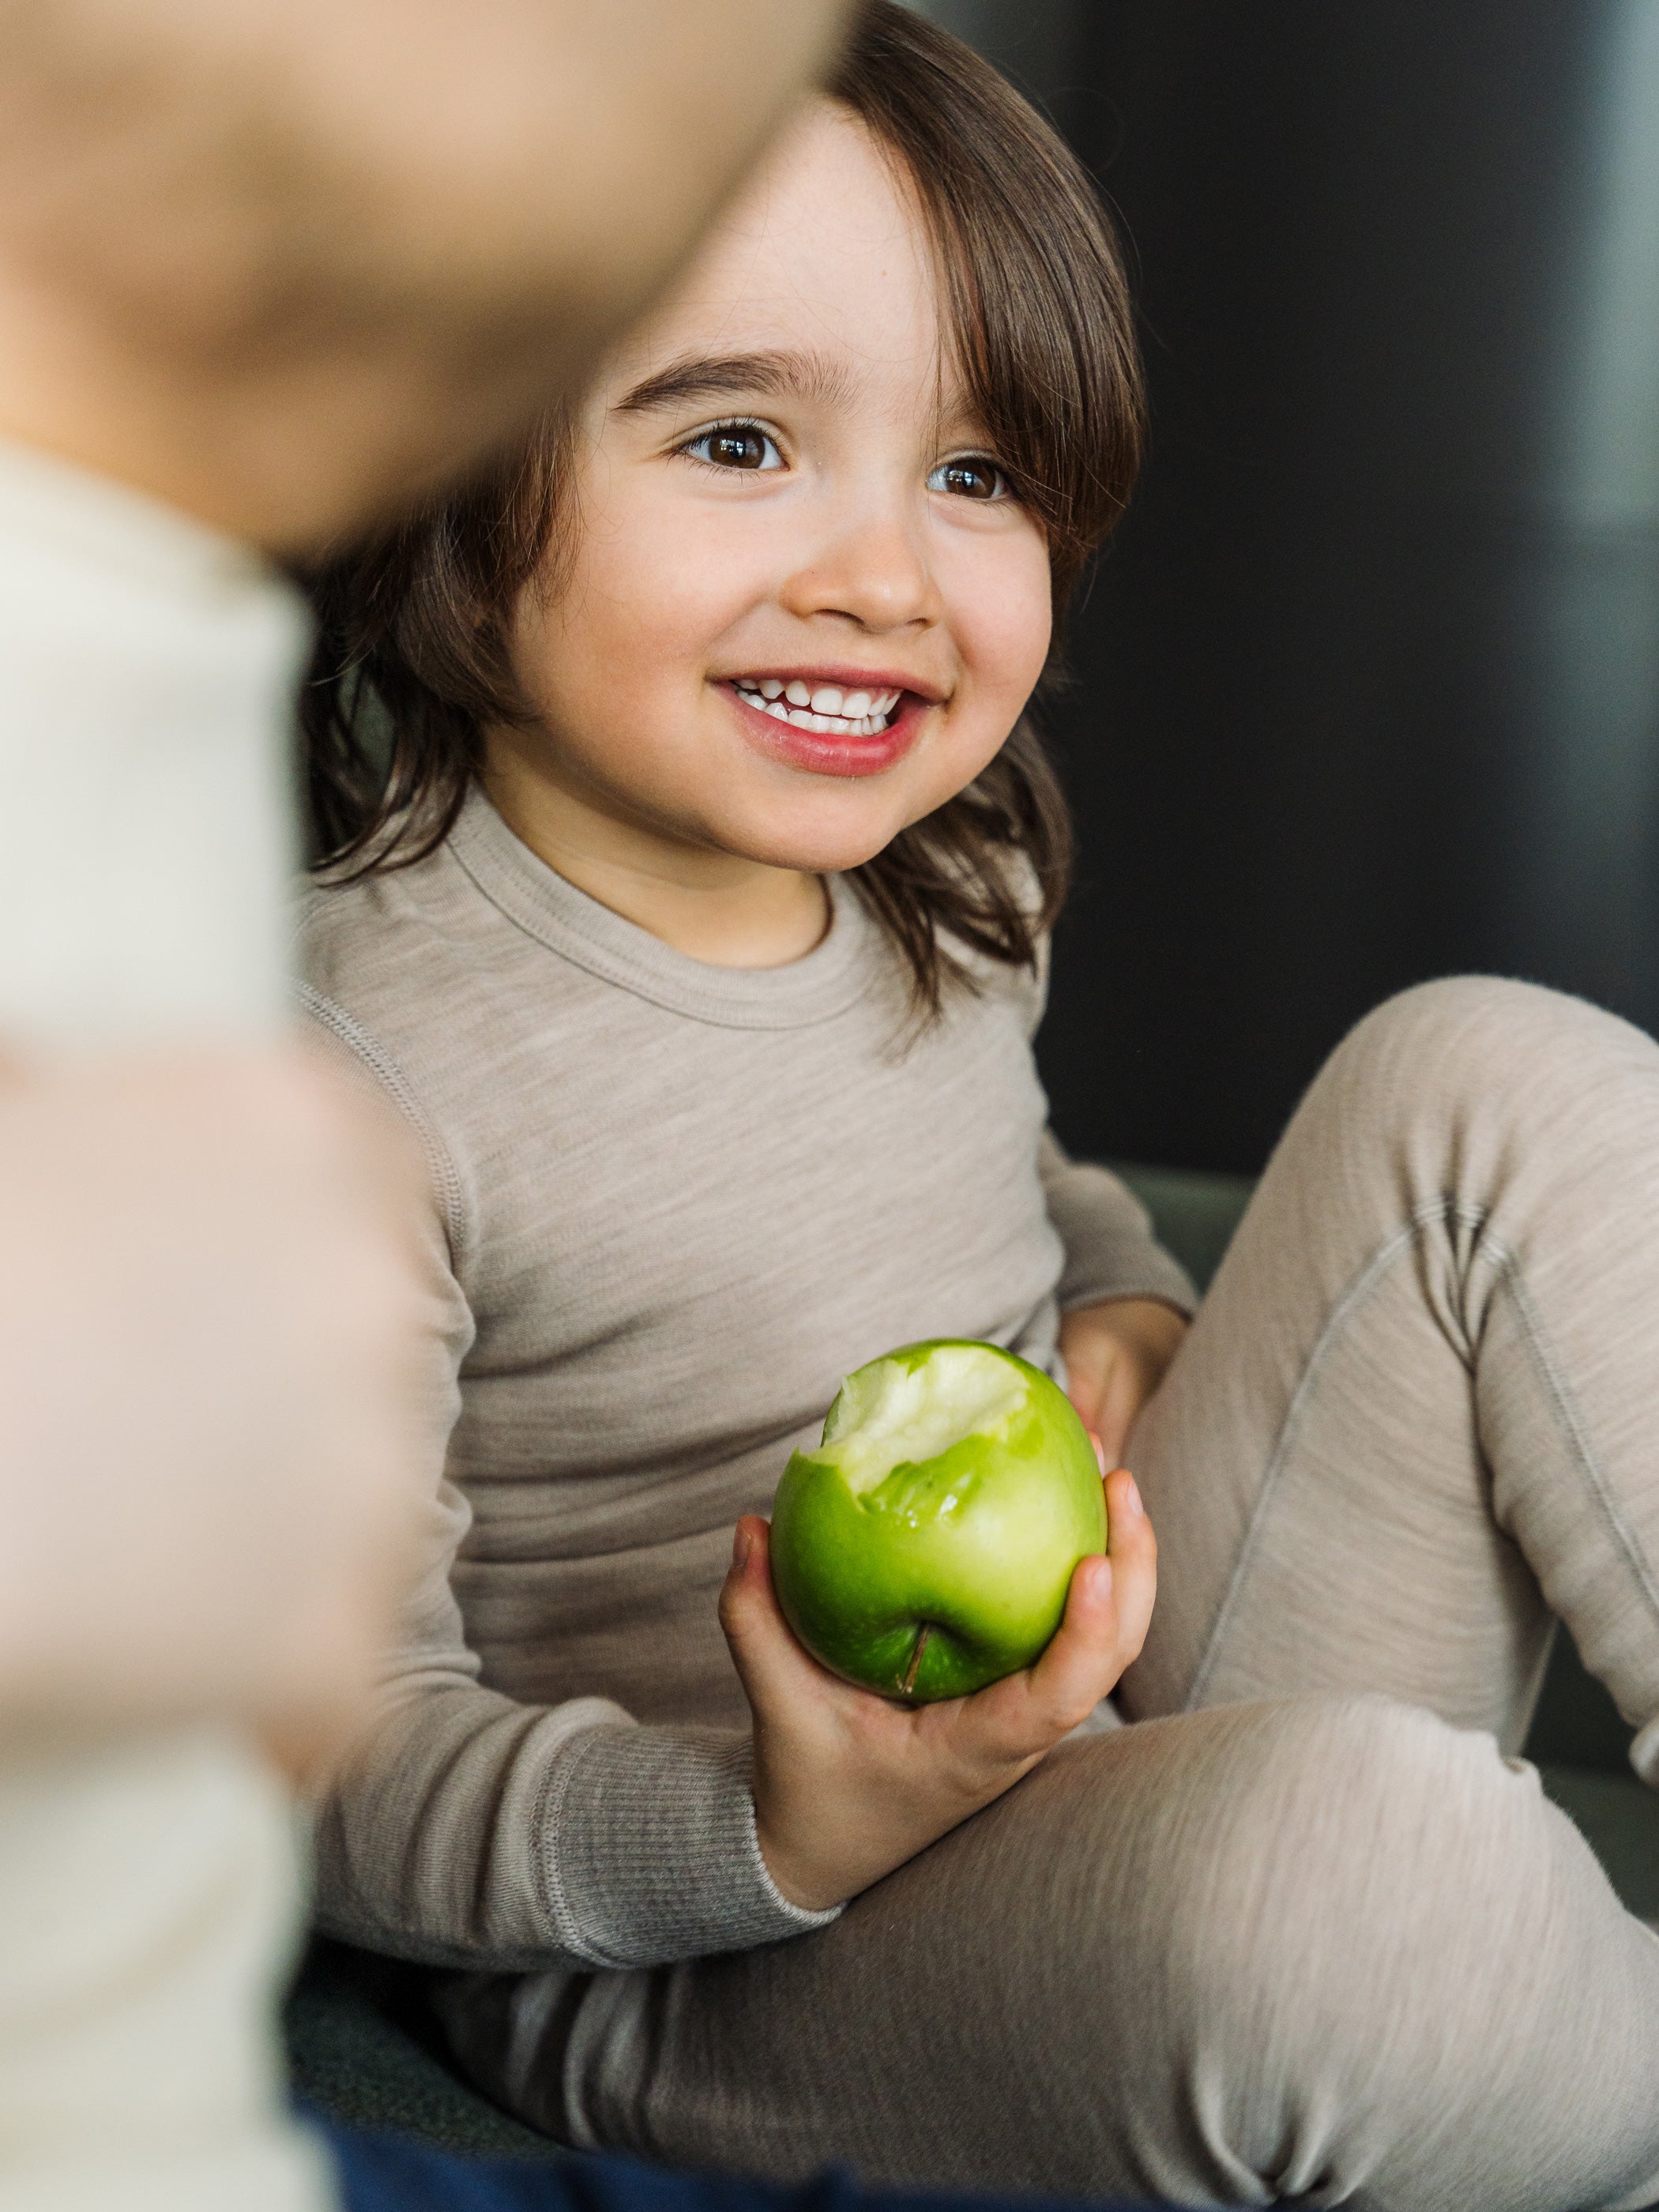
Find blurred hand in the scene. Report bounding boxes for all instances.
[0,1044,427,1770]
[0,0,850,549]
[720,1468,1157,1913]
[1059,1297,1188,1465]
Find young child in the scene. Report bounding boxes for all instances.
[299,9,1659,2208]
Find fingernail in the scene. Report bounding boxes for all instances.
[1097,1556,1114,1600]
[1089,1432,1106,1476]
[1123,1477,1144,1520]
[732,1524,753,1568]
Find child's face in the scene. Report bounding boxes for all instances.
[502,100,1053,879]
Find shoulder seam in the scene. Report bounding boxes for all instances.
[297,981,470,1275]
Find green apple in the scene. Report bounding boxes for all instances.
[769,1338,1106,1703]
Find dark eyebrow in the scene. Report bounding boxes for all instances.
[615,348,857,417]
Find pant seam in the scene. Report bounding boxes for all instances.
[1183,1206,1431,1710]
[1489,1246,1659,1636]
[1185,1190,1659,1717]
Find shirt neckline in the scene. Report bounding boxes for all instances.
[446,784,877,1030]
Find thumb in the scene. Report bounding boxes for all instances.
[720,1515,830,1723]
[717,1515,775,1681]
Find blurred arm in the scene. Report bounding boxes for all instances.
[0,1048,427,1750]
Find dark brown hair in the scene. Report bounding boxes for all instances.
[299,1,1142,1015]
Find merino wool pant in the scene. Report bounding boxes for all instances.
[443,979,1659,2212]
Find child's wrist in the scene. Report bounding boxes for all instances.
[754,1808,848,1915]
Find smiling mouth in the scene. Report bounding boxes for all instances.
[729,676,905,738]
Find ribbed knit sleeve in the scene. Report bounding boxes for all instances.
[1038,1131,1198,1317]
[307,1024,837,1973]
[535,1725,835,1968]
[317,1690,836,1972]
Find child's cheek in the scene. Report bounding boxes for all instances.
[960,543,1054,720]
[616,503,773,668]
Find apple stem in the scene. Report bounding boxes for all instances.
[901,1625,933,1699]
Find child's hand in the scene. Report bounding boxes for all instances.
[718,1467,1156,1913]
[1059,1298,1189,1464]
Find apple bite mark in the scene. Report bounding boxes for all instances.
[769,1339,1108,1703]
[819,1345,1029,1495]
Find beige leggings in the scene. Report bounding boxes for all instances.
[447,979,1659,2211]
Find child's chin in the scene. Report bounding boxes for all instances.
[720,794,908,878]
[746,825,901,876]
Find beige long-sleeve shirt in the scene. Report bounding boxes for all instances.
[300,787,1193,1974]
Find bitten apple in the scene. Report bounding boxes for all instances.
[769,1338,1106,1702]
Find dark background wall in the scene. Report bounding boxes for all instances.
[920,1,1659,1172]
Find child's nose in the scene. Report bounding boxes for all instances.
[780,514,941,632]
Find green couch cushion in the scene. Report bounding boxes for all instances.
[287,1941,560,2161]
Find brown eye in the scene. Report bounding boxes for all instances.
[929,455,1008,501]
[685,423,782,472]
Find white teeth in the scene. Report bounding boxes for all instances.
[733,677,902,739]
[734,677,907,716]
[756,698,886,737]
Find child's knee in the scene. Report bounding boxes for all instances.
[1319,974,1653,1141]
[1155,1695,1556,2060]
[973,1701,1543,2188]
[1086,1698,1574,2189]
[1143,1695,1655,2202]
